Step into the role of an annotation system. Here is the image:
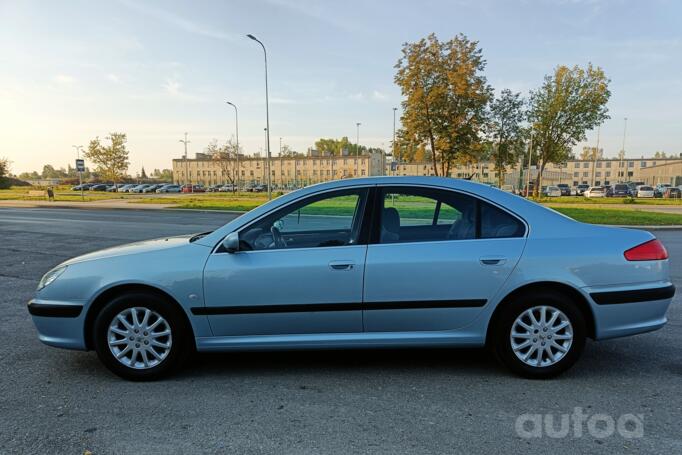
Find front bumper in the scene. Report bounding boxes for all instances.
[27,299,88,350]
[586,284,675,340]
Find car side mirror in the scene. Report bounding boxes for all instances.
[222,232,240,253]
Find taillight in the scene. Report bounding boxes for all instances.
[624,239,668,261]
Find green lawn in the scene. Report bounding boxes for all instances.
[552,207,682,225]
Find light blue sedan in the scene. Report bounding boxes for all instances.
[28,177,675,380]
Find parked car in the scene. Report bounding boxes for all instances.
[206,184,223,193]
[106,184,125,192]
[635,185,655,198]
[252,184,267,193]
[71,184,86,191]
[130,184,151,193]
[28,177,675,381]
[156,184,181,193]
[584,186,605,198]
[655,184,671,198]
[142,184,162,193]
[218,184,237,192]
[608,183,631,198]
[662,187,681,199]
[181,184,205,193]
[556,184,571,196]
[89,184,109,191]
[575,184,590,196]
[543,186,561,197]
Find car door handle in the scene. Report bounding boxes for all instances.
[329,261,354,271]
[479,257,507,266]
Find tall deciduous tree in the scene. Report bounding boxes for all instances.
[0,157,10,178]
[528,64,610,194]
[394,33,492,176]
[488,89,526,187]
[85,132,130,182]
[206,138,242,190]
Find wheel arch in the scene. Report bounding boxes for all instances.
[486,281,596,345]
[83,283,195,350]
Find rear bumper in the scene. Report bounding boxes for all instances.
[27,299,88,350]
[586,284,675,340]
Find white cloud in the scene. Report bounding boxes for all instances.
[349,92,365,101]
[372,90,388,101]
[163,78,181,96]
[53,74,75,84]
[106,73,121,84]
[117,0,238,41]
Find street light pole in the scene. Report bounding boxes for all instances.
[179,132,192,192]
[247,34,272,199]
[526,132,533,197]
[72,145,83,201]
[226,101,239,191]
[620,117,628,182]
[592,125,601,187]
[356,122,361,177]
[392,107,397,168]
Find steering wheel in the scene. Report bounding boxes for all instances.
[270,226,287,248]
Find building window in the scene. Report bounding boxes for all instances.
[595,171,601,177]
[596,162,602,168]
[574,162,580,168]
[605,162,611,168]
[583,162,589,168]
[583,172,589,177]
[605,171,611,177]
[574,172,579,177]
[628,161,634,168]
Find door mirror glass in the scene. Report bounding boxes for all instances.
[222,232,239,253]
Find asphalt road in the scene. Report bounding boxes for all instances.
[0,207,680,454]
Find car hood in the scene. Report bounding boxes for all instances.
[60,235,196,266]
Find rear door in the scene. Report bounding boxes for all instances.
[363,185,527,332]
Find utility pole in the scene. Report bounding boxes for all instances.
[619,117,628,182]
[226,102,239,191]
[179,132,192,192]
[247,34,272,199]
[526,132,533,197]
[72,145,84,201]
[392,107,397,176]
[592,125,601,187]
[356,122,361,177]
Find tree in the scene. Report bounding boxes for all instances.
[0,158,9,178]
[395,33,492,176]
[580,146,603,161]
[206,138,242,190]
[528,64,610,195]
[152,168,174,181]
[654,151,668,159]
[140,167,147,179]
[488,89,526,187]
[84,132,130,182]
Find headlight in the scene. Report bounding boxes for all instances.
[37,266,67,291]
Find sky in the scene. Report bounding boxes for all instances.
[1,0,681,175]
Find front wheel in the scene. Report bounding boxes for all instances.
[92,292,191,381]
[493,292,586,379]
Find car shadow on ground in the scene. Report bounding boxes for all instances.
[60,339,646,382]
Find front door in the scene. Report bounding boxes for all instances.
[202,187,370,336]
[363,185,527,332]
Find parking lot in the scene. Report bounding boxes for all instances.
[0,207,680,454]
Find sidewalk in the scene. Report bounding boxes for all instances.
[0,199,177,210]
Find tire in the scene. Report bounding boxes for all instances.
[492,291,586,379]
[92,292,192,381]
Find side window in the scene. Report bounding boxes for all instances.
[240,189,367,251]
[380,187,476,244]
[480,201,525,239]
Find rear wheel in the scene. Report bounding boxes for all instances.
[93,292,191,381]
[493,291,586,379]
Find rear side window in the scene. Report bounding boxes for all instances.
[480,202,525,239]
[376,186,525,244]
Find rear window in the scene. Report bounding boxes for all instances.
[614,184,628,190]
[640,186,653,191]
